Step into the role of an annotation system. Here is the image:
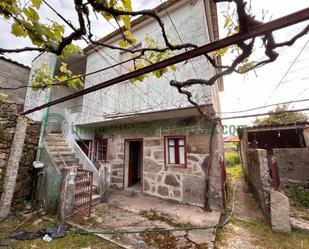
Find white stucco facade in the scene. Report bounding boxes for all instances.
[74,0,219,125]
[24,0,222,144]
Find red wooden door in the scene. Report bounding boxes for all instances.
[128,143,135,186]
[128,140,142,187]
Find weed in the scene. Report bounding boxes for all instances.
[291,187,309,209]
[224,152,240,167]
[215,218,309,249]
[226,164,243,178]
[139,209,191,228]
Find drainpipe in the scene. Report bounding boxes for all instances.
[35,54,57,161]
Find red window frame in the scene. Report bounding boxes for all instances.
[95,139,108,162]
[164,135,187,167]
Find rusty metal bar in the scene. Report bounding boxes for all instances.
[219,155,227,207]
[268,156,281,191]
[21,7,309,115]
[74,168,93,217]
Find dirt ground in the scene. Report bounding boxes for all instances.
[0,212,120,249]
[68,189,221,249]
[215,168,309,249]
[2,164,308,249]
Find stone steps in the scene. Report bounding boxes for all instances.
[45,137,66,143]
[45,133,101,212]
[46,141,68,146]
[54,159,80,166]
[51,151,75,157]
[48,147,71,152]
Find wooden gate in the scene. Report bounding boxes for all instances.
[74,168,93,217]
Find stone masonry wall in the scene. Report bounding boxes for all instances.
[0,101,40,199]
[95,118,223,208]
[274,148,309,189]
[108,138,125,187]
[143,135,208,206]
[246,149,272,219]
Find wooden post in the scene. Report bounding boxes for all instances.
[98,163,111,203]
[0,116,28,221]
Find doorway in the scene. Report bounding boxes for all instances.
[77,140,92,158]
[124,139,143,189]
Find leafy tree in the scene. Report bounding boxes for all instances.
[254,105,308,126]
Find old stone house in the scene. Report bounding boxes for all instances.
[25,0,225,211]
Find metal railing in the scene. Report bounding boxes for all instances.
[74,168,93,217]
[73,140,99,186]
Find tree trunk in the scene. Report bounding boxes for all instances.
[0,116,28,221]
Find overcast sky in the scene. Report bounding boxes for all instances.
[217,0,309,130]
[0,0,308,130]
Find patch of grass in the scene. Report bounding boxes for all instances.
[224,152,240,167]
[226,164,243,179]
[10,230,119,249]
[291,187,309,209]
[240,219,309,249]
[0,214,119,249]
[215,218,309,249]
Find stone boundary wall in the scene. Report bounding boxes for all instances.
[246,149,272,219]
[274,148,309,189]
[0,101,40,199]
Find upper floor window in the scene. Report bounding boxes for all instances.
[165,136,187,166]
[95,139,108,162]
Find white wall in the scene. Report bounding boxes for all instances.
[24,53,57,121]
[75,0,217,125]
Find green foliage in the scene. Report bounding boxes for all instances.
[226,164,243,178]
[224,152,240,167]
[0,93,8,102]
[224,141,239,153]
[254,105,308,126]
[99,0,135,47]
[216,218,309,249]
[1,0,80,57]
[291,187,309,209]
[1,0,178,89]
[129,34,177,84]
[31,63,83,91]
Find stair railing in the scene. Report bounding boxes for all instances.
[56,144,69,168]
[72,129,94,160]
[73,141,99,186]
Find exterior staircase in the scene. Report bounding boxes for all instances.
[45,133,101,208]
